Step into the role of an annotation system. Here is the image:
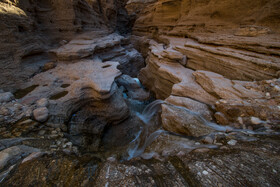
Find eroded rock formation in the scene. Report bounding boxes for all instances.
[0,0,280,186]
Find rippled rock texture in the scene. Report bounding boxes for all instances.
[1,136,279,186]
[0,0,280,186]
[0,0,132,90]
[128,0,280,80]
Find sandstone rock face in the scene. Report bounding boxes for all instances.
[52,33,125,61]
[127,0,280,81]
[116,75,150,101]
[161,104,214,137]
[0,0,280,186]
[0,0,130,91]
[166,96,213,121]
[138,40,217,104]
[193,70,263,100]
[133,35,280,130]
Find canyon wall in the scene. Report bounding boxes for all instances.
[127,0,280,81]
[0,0,131,91]
[127,0,280,132]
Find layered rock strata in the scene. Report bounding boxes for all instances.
[127,0,280,135]
[0,0,132,91]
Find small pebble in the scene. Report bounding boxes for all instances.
[177,151,185,156]
[274,85,280,92]
[220,146,229,150]
[65,142,73,147]
[215,143,223,146]
[194,148,210,153]
[251,117,262,125]
[203,136,214,144]
[63,148,72,155]
[107,156,117,162]
[248,126,253,130]
[202,170,208,175]
[237,117,243,124]
[162,150,171,157]
[56,141,62,145]
[38,130,46,135]
[227,139,237,146]
[220,100,227,104]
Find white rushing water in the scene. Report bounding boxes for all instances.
[126,100,279,160]
[127,100,165,160]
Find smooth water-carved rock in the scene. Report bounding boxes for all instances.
[139,42,217,104]
[116,75,150,101]
[166,96,213,121]
[193,70,263,100]
[53,33,125,61]
[36,98,49,108]
[33,107,49,123]
[0,92,14,103]
[0,145,40,170]
[127,0,280,81]
[161,104,214,137]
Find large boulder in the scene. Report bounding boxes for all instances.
[161,104,214,137]
[165,96,213,121]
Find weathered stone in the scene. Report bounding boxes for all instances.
[214,112,229,126]
[161,104,214,137]
[193,70,262,100]
[0,145,40,170]
[53,33,125,61]
[36,98,49,108]
[251,117,262,125]
[42,62,56,72]
[166,95,213,121]
[116,75,150,101]
[0,92,14,103]
[33,107,49,123]
[227,140,238,146]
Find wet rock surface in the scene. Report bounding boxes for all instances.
[0,0,280,186]
[0,135,279,187]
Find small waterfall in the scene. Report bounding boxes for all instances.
[126,100,278,160]
[164,103,234,132]
[127,100,165,160]
[137,100,165,124]
[126,100,233,160]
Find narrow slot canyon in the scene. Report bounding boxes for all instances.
[0,0,280,186]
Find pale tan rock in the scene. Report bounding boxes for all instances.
[139,42,217,104]
[128,0,280,81]
[36,98,49,108]
[193,70,263,100]
[33,107,49,123]
[214,112,229,126]
[161,104,214,137]
[53,33,125,61]
[235,26,271,37]
[165,96,213,121]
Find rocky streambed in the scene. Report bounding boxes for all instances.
[0,0,280,186]
[0,29,279,186]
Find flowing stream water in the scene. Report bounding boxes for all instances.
[125,100,220,160]
[123,99,280,160]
